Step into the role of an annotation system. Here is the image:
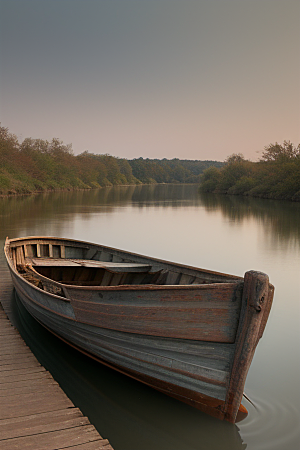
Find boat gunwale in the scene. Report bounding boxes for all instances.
[60,282,242,291]
[5,235,243,281]
[5,236,245,295]
[7,258,244,295]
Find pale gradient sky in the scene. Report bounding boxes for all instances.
[0,0,299,161]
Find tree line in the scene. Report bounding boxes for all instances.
[0,125,221,195]
[199,141,300,201]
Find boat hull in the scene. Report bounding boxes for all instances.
[4,236,274,423]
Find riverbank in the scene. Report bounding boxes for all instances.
[1,125,221,196]
[0,182,201,199]
[199,143,300,202]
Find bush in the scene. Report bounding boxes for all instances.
[199,167,221,192]
[228,176,256,195]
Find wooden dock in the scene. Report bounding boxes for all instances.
[0,269,113,450]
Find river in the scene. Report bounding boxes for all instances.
[0,184,299,450]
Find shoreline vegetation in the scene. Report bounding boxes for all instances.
[1,125,299,202]
[0,125,221,196]
[199,142,300,202]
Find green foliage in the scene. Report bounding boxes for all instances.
[0,171,11,190]
[129,158,222,184]
[199,145,300,201]
[225,153,245,164]
[1,124,223,195]
[8,124,299,202]
[200,167,222,192]
[217,156,250,192]
[261,141,300,162]
[228,176,256,195]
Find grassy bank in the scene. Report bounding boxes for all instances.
[0,125,221,195]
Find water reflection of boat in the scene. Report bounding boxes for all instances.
[4,236,274,424]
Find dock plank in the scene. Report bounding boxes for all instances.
[0,353,38,364]
[0,360,44,371]
[0,272,114,450]
[0,370,55,384]
[67,441,112,450]
[0,409,91,440]
[0,383,60,397]
[0,395,74,419]
[0,426,103,450]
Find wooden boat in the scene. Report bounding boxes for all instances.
[4,236,274,423]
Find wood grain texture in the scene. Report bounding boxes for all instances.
[7,236,242,283]
[29,257,152,272]
[70,284,242,342]
[0,272,114,450]
[4,237,274,423]
[223,271,274,423]
[15,292,234,401]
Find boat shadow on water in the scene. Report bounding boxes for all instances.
[11,292,247,450]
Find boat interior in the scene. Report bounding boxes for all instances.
[8,238,241,291]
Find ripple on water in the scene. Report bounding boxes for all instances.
[238,392,300,450]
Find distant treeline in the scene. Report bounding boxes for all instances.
[0,125,222,195]
[199,141,300,201]
[128,158,223,184]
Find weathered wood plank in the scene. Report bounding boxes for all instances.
[0,425,102,450]
[67,440,113,450]
[224,271,274,423]
[0,330,18,338]
[0,380,58,395]
[0,278,114,450]
[0,330,24,339]
[0,407,83,428]
[1,384,67,402]
[0,361,43,372]
[0,366,46,378]
[0,325,18,333]
[0,346,38,357]
[99,251,113,262]
[165,271,181,285]
[8,236,242,283]
[29,257,152,273]
[16,246,25,266]
[0,395,74,420]
[0,414,90,440]
[57,317,234,362]
[0,340,29,351]
[109,273,124,286]
[60,245,66,258]
[0,353,38,364]
[85,334,229,386]
[0,370,54,385]
[71,284,242,342]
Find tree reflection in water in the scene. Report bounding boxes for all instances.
[0,186,299,247]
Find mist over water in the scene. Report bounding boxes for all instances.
[1,185,299,450]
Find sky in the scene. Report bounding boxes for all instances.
[0,0,299,161]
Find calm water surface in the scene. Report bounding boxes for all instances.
[1,185,299,450]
